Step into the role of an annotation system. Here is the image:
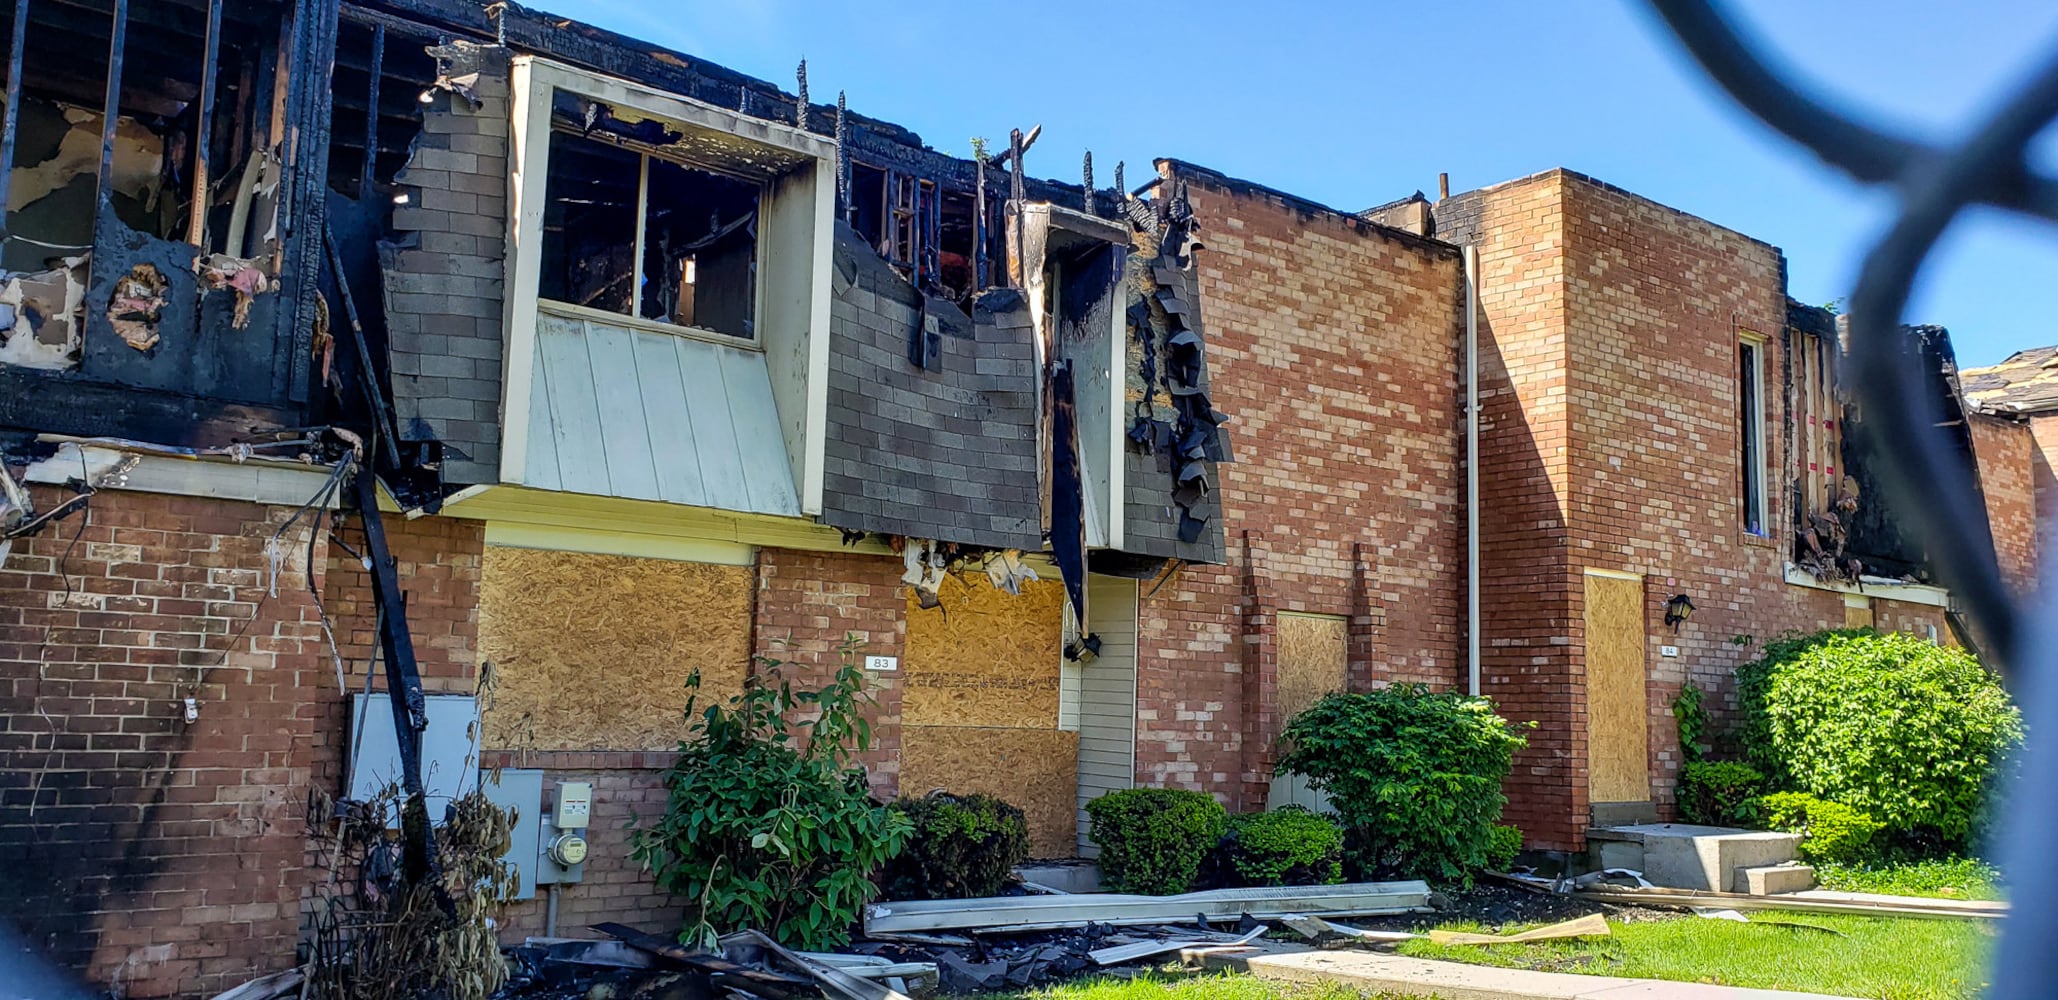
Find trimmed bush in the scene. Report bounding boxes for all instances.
[1278,685,1530,883]
[1735,791,1884,864]
[1217,808,1345,887]
[1483,824,1523,873]
[1737,630,2020,845]
[1676,760,1766,825]
[879,793,1030,900]
[1086,788,1227,895]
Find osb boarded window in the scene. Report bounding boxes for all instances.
[902,573,1064,728]
[1276,612,1348,727]
[479,546,751,750]
[901,573,1073,855]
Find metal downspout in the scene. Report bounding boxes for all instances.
[1465,245,1481,697]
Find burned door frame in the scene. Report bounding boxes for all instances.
[501,55,835,514]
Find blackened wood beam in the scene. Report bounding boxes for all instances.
[359,20,382,194]
[94,0,125,208]
[187,0,222,246]
[349,466,442,889]
[0,367,302,446]
[0,0,28,242]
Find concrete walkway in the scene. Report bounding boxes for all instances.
[1206,947,1860,1000]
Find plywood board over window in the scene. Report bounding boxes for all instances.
[1270,612,1348,813]
[1583,571,1650,806]
[901,573,1074,855]
[478,545,752,751]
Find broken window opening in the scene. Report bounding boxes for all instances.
[324,16,435,198]
[846,158,953,295]
[850,160,884,248]
[539,127,759,339]
[1740,334,1768,536]
[937,188,980,303]
[0,0,282,265]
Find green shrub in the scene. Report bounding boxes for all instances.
[1277,685,1530,883]
[1735,791,1884,865]
[1217,808,1345,887]
[1483,825,1523,873]
[879,793,1030,900]
[1675,760,1766,825]
[629,640,910,950]
[1736,630,2020,846]
[1086,788,1227,895]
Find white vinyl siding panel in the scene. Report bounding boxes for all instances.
[1075,575,1139,856]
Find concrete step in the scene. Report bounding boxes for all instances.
[1587,823,1801,892]
[1736,863,1816,895]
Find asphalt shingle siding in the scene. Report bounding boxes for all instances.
[381,42,509,485]
[820,226,1042,549]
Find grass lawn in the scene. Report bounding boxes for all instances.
[1001,972,1408,1000]
[1815,859,2005,901]
[1398,911,1995,1000]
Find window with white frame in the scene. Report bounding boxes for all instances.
[1739,334,1769,535]
[538,128,762,339]
[504,57,837,513]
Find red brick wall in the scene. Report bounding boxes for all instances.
[1969,414,2041,596]
[317,513,484,773]
[0,487,326,997]
[1445,172,1584,847]
[1874,598,1953,645]
[1437,171,1981,848]
[752,547,907,800]
[1138,171,1467,810]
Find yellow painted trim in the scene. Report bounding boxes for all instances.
[483,521,754,565]
[1583,567,1642,581]
[436,484,896,557]
[1739,327,1770,346]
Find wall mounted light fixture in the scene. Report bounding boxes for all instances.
[1664,594,1697,633]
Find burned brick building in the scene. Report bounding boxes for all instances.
[0,0,2042,995]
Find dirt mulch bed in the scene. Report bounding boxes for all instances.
[1342,881,1678,933]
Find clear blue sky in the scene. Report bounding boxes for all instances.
[550,0,2058,367]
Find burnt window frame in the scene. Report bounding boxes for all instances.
[501,55,838,514]
[537,125,767,342]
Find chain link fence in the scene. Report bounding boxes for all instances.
[1644,2,2057,992]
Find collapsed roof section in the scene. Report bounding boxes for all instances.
[332,1,1234,578]
[1963,345,2058,416]
[1785,301,1993,586]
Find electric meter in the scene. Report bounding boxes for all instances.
[548,831,589,867]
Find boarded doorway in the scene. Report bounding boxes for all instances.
[900,574,1077,856]
[1583,570,1650,811]
[1267,612,1348,812]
